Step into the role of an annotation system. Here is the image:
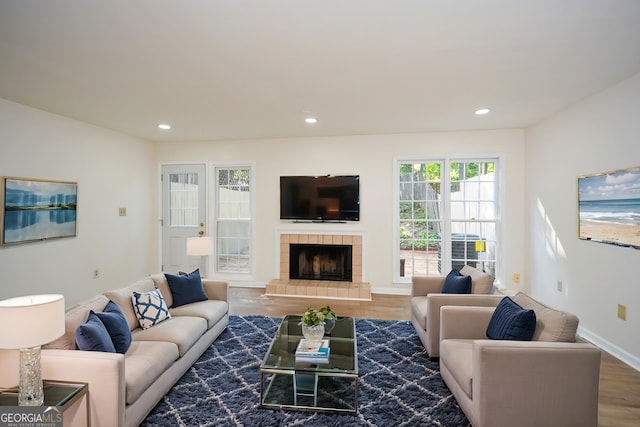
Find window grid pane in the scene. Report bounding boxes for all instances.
[169,173,198,226]
[448,161,497,276]
[216,168,251,274]
[399,162,443,277]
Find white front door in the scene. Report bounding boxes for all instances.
[161,164,207,275]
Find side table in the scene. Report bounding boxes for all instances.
[0,380,89,427]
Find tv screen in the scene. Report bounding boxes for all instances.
[280,175,360,221]
[577,166,640,249]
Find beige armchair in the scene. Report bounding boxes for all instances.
[439,296,601,427]
[411,265,500,358]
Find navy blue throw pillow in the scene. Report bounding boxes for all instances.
[487,297,537,341]
[441,269,472,294]
[76,311,116,353]
[165,269,208,308]
[95,301,132,354]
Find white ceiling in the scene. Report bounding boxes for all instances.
[1,0,640,142]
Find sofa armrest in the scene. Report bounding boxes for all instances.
[203,279,228,302]
[472,340,601,427]
[411,276,444,296]
[42,349,126,427]
[440,305,496,340]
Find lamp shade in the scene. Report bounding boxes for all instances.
[187,236,213,256]
[0,294,65,349]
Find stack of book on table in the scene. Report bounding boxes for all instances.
[295,339,330,363]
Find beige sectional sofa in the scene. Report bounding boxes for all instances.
[0,273,229,427]
[439,292,601,427]
[411,265,499,358]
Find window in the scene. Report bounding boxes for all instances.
[168,173,199,226]
[215,167,252,275]
[396,158,499,282]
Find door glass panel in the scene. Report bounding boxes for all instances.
[169,173,199,226]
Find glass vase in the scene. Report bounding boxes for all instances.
[324,315,336,334]
[301,323,325,341]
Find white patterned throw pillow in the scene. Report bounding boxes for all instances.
[131,288,171,329]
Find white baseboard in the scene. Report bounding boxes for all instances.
[372,287,412,296]
[228,281,267,289]
[578,326,640,372]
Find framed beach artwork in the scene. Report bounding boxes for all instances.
[1,177,78,246]
[577,166,640,249]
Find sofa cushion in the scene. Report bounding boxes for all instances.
[75,311,116,353]
[132,288,171,330]
[131,316,207,357]
[460,265,495,294]
[169,300,229,329]
[95,301,132,354]
[487,297,536,341]
[442,269,472,294]
[44,294,109,350]
[512,292,579,342]
[124,341,179,405]
[104,278,156,331]
[150,273,174,308]
[165,269,208,308]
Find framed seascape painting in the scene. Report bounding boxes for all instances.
[1,177,78,246]
[577,166,640,249]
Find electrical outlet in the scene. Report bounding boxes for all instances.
[557,280,563,292]
[93,269,100,279]
[618,304,627,321]
[119,207,127,216]
[513,273,520,283]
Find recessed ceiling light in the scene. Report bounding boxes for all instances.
[158,123,171,130]
[474,108,491,115]
[304,117,318,124]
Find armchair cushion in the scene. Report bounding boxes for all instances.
[460,265,494,294]
[486,297,536,341]
[441,269,472,294]
[512,292,579,342]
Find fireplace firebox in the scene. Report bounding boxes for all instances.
[289,243,353,282]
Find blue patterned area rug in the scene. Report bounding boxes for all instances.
[142,316,470,427]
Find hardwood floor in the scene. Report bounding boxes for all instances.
[228,287,640,427]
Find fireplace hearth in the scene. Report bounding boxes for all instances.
[290,243,352,282]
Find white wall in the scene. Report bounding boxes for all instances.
[0,99,155,306]
[154,129,526,294]
[525,72,640,368]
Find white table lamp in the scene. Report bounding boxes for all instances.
[0,294,65,406]
[187,236,213,277]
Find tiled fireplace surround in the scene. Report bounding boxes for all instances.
[265,232,371,300]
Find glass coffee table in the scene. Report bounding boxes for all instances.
[260,315,358,413]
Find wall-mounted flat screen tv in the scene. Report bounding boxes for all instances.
[280,175,360,222]
[577,166,640,249]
